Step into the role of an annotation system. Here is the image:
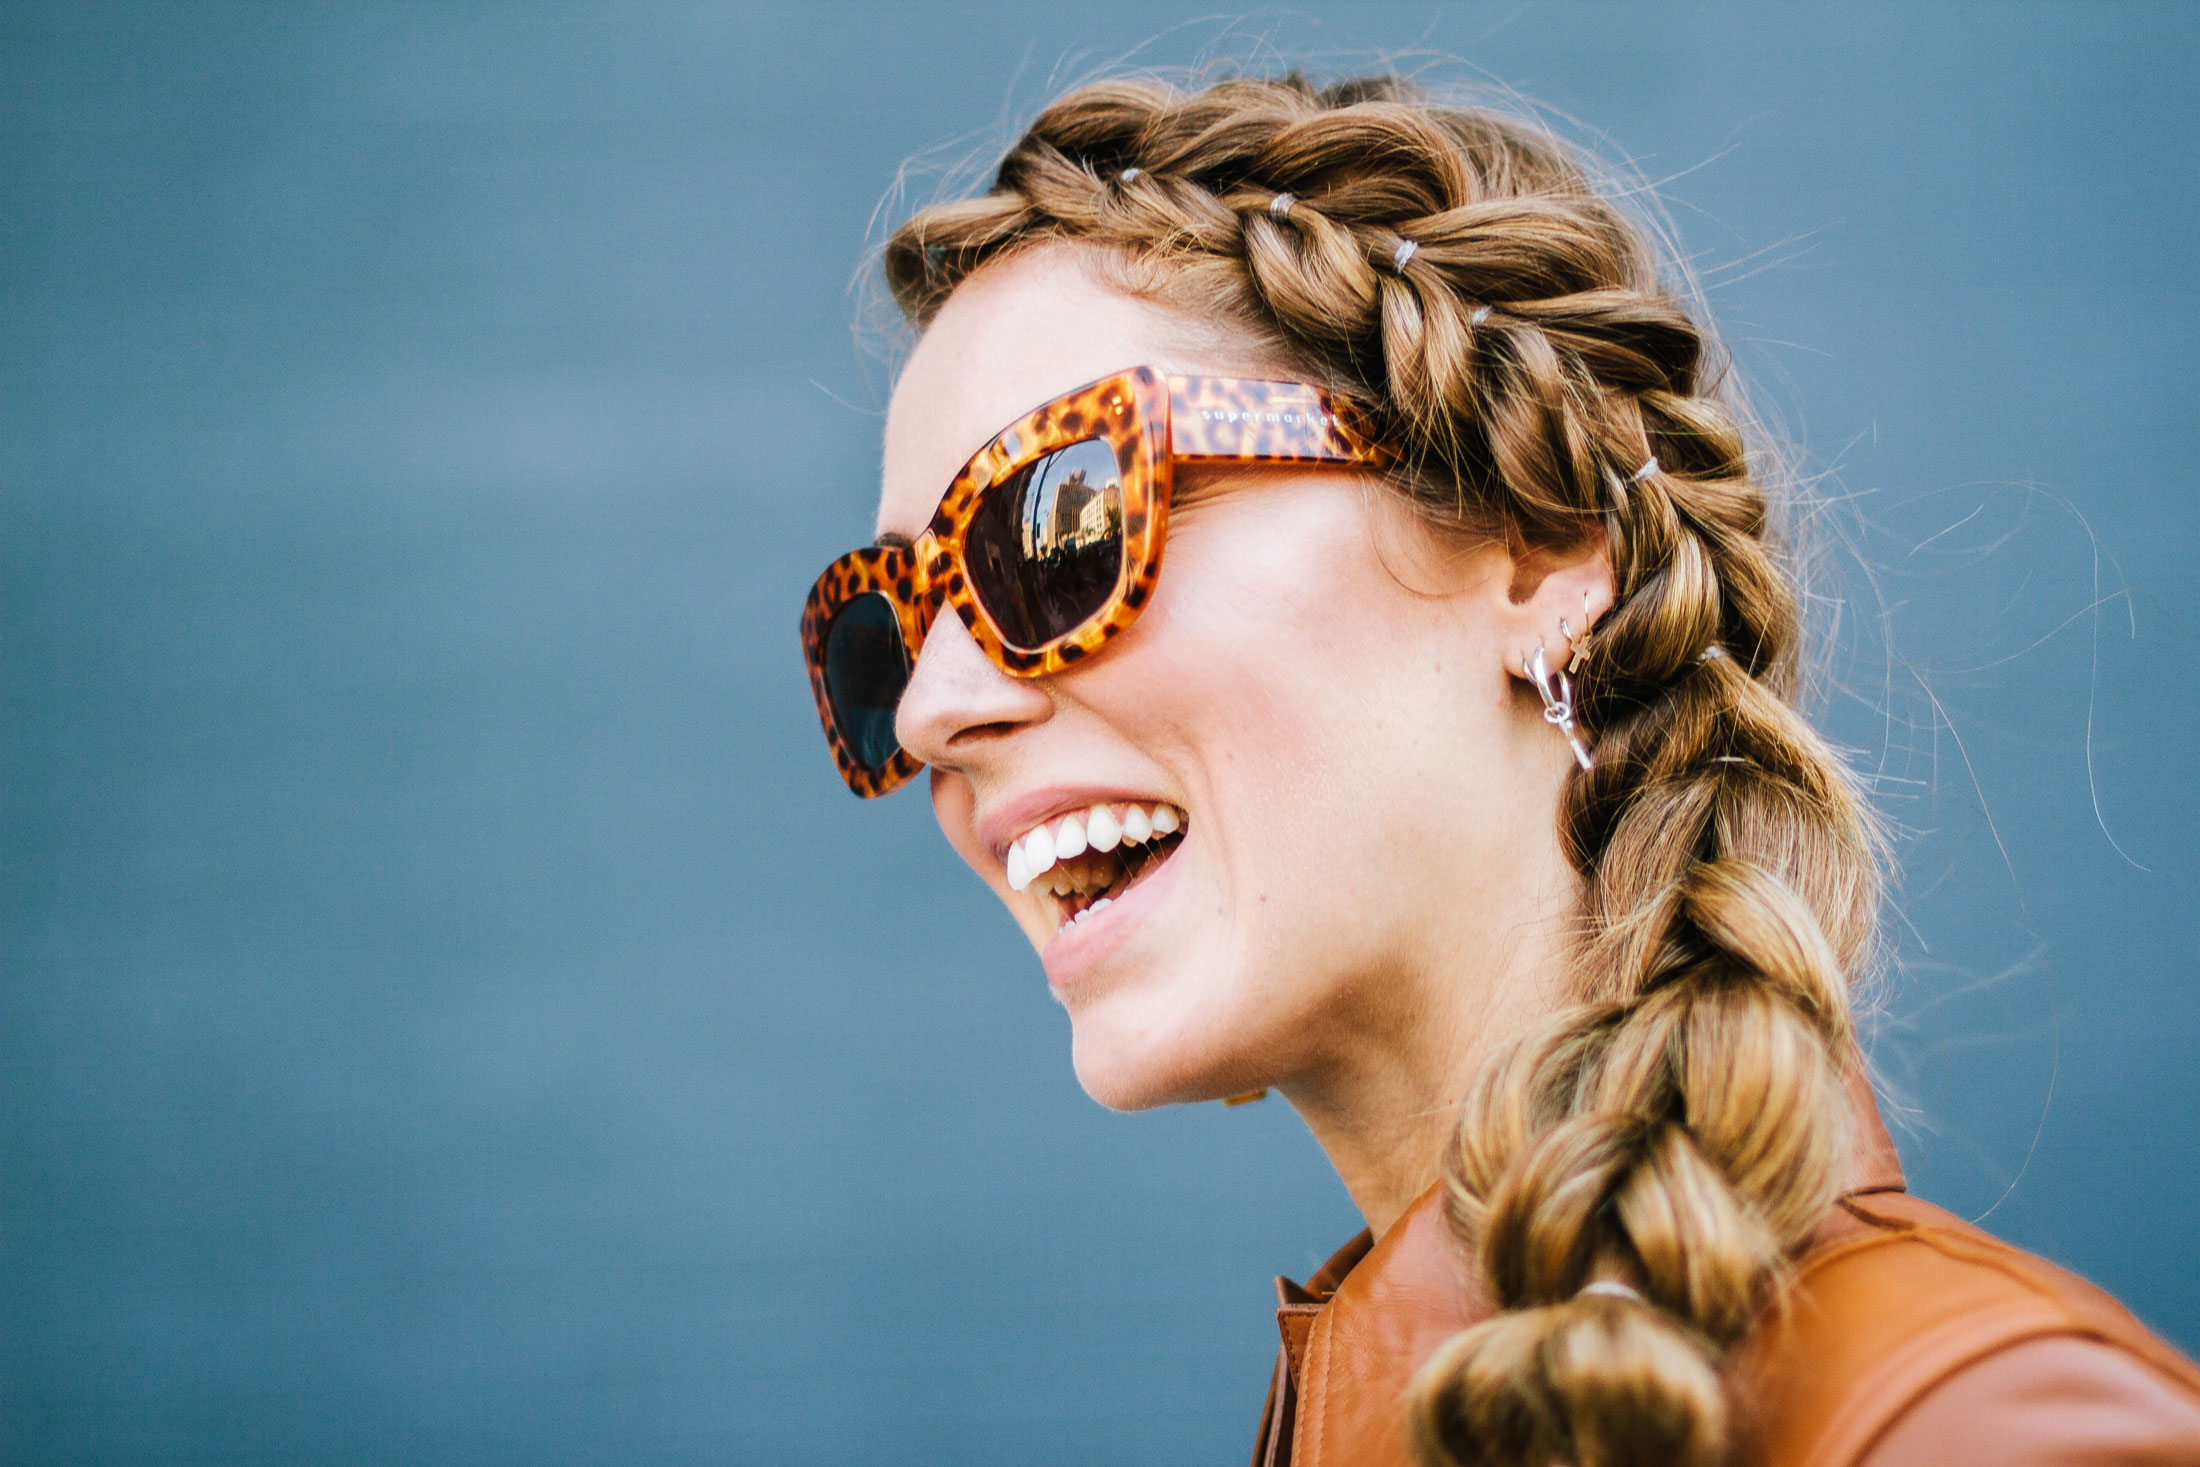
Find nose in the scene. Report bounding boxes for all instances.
[894,608,1053,772]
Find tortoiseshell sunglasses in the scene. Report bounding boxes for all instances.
[800,365,1394,797]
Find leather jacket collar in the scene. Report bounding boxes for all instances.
[1254,1070,1908,1467]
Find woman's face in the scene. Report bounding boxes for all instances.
[878,246,1588,1112]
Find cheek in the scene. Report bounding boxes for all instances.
[1151,501,1476,751]
[926,768,981,866]
[1100,490,1502,872]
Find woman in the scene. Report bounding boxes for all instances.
[799,74,2200,1466]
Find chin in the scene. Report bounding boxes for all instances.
[1063,983,1262,1111]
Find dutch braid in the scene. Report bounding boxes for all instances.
[886,73,1881,1467]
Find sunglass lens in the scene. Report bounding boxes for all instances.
[965,437,1126,651]
[822,592,911,771]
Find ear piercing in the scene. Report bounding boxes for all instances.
[1558,617,1586,676]
[1525,642,1594,772]
[1559,589,1595,674]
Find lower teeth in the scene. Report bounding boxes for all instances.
[1056,831,1183,927]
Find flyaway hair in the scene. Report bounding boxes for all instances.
[884,73,1882,1467]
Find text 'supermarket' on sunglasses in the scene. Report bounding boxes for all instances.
[800,366,1395,797]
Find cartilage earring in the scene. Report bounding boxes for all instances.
[1558,615,1589,676]
[1563,590,1594,675]
[1525,642,1594,772]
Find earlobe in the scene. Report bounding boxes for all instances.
[1522,640,1595,771]
[1502,535,1614,771]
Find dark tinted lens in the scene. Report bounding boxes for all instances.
[965,437,1126,650]
[823,592,910,771]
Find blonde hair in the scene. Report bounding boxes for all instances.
[884,73,1881,1467]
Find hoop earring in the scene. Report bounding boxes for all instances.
[1525,642,1594,772]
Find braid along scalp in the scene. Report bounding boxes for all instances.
[885,72,1881,1467]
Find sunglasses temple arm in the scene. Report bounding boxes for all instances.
[1164,375,1393,467]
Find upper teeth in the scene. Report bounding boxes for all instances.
[1004,802,1186,893]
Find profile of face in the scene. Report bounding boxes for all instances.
[878,246,1610,1117]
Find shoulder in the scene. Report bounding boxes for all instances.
[1730,1190,2200,1467]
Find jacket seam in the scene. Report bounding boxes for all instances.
[1812,1319,2108,1467]
[1302,1303,1334,1467]
[1801,1208,2099,1317]
[1770,1211,2114,1467]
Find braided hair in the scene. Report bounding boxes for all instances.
[884,74,1881,1467]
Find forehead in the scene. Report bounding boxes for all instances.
[876,246,1247,539]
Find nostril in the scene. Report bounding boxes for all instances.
[946,718,1026,748]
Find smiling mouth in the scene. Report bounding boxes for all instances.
[1004,802,1188,932]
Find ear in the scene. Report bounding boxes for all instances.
[1502,528,1616,679]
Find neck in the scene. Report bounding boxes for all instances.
[1283,1062,1470,1239]
[1279,902,1576,1239]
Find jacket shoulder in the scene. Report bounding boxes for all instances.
[1730,1191,2200,1467]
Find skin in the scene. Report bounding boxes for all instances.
[880,245,1614,1237]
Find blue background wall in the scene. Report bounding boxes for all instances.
[5,4,2195,1463]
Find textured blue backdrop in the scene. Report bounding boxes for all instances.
[5,4,2196,1464]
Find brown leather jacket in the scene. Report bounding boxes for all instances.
[1252,1098,2200,1467]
